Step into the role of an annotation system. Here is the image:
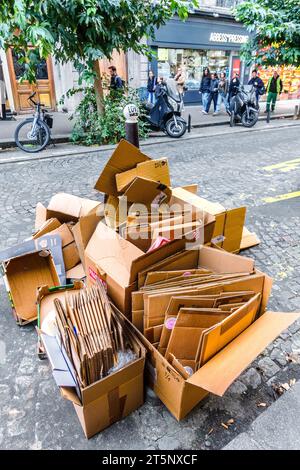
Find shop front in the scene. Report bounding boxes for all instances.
[149,15,250,104]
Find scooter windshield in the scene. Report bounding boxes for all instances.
[165,79,181,102]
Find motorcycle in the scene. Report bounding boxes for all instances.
[143,78,187,138]
[229,85,259,128]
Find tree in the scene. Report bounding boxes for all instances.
[0,0,198,113]
[235,0,300,67]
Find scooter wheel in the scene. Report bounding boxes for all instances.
[165,118,187,138]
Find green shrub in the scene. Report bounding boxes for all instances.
[69,87,149,146]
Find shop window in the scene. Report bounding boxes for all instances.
[157,48,230,91]
[258,66,300,100]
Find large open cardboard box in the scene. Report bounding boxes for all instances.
[84,221,216,316]
[133,309,300,420]
[38,290,146,439]
[1,250,60,324]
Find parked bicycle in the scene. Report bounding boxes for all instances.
[14,92,53,153]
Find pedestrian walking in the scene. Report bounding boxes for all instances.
[215,71,229,114]
[264,70,283,113]
[147,70,158,104]
[108,65,124,91]
[174,67,186,96]
[199,67,211,115]
[206,72,219,115]
[248,69,265,107]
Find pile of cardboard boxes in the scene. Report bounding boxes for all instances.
[1,139,299,439]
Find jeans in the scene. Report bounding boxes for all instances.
[216,93,228,112]
[201,92,210,111]
[147,91,156,105]
[206,92,218,112]
[266,92,278,111]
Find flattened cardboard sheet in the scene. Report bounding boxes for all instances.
[187,311,300,395]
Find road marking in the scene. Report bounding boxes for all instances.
[263,190,300,204]
[264,157,300,173]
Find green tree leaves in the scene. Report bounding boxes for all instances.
[235,0,300,66]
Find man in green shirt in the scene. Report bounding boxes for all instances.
[264,71,283,113]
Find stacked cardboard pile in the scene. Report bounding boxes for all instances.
[0,139,299,438]
[38,282,145,438]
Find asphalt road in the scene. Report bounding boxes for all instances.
[0,123,300,450]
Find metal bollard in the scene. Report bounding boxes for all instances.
[123,104,139,148]
[294,105,299,120]
[188,114,192,133]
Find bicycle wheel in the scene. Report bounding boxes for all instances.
[14,118,50,153]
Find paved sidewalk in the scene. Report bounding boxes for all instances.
[0,99,298,146]
[223,381,300,450]
[1,118,300,164]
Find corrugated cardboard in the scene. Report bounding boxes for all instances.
[133,309,300,420]
[2,251,60,323]
[71,210,103,269]
[116,158,171,193]
[240,227,261,251]
[41,302,146,439]
[85,222,197,315]
[35,193,101,228]
[0,234,66,285]
[94,139,150,196]
[170,187,246,253]
[37,281,84,331]
[66,263,86,281]
[62,241,80,271]
[122,177,172,205]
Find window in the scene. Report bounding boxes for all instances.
[157,48,230,91]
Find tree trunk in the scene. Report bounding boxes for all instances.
[93,60,105,115]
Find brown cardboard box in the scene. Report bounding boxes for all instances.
[35,193,101,229]
[116,158,171,193]
[1,250,60,324]
[94,139,150,196]
[85,222,203,315]
[39,297,146,439]
[132,306,300,420]
[170,187,246,253]
[72,211,103,268]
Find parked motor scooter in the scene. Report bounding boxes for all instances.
[229,85,259,128]
[144,79,187,138]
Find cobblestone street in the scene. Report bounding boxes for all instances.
[0,123,300,450]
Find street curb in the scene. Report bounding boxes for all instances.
[0,113,294,150]
[0,118,299,166]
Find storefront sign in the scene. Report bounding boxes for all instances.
[209,32,249,44]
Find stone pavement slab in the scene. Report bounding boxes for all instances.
[224,381,300,450]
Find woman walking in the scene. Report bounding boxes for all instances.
[206,72,219,115]
[215,71,229,115]
[199,67,211,114]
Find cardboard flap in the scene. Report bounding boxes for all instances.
[60,386,82,406]
[94,139,150,196]
[187,311,300,395]
[123,177,171,205]
[35,203,48,230]
[48,193,100,220]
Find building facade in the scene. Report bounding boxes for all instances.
[128,1,250,104]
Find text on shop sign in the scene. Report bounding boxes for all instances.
[209,32,249,44]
